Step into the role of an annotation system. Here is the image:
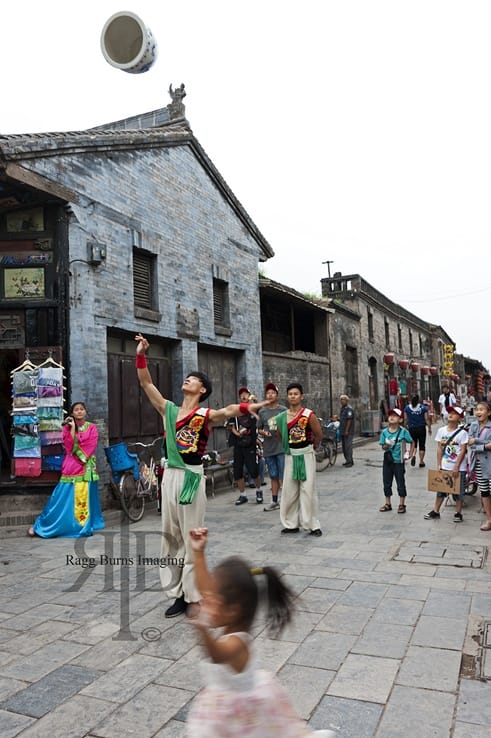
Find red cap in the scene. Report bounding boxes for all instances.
[265,382,278,393]
[238,387,250,396]
[447,406,464,416]
[388,408,403,418]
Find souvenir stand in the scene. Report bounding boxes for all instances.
[10,352,65,480]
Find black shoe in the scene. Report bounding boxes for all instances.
[343,462,353,468]
[248,483,255,488]
[165,596,187,618]
[256,491,263,504]
[235,495,248,506]
[454,512,463,522]
[309,529,322,537]
[281,527,299,534]
[410,456,416,467]
[424,510,440,520]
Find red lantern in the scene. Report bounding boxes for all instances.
[430,366,438,376]
[384,353,395,365]
[398,359,409,370]
[410,362,420,372]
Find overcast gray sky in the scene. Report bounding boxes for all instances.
[2,1,490,371]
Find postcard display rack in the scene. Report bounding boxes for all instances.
[11,354,65,477]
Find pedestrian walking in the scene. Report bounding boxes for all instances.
[339,394,355,467]
[404,394,431,467]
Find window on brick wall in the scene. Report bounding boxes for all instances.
[213,278,230,330]
[345,345,359,397]
[384,319,390,346]
[133,250,156,311]
[367,308,374,342]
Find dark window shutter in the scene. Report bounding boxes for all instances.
[133,252,152,308]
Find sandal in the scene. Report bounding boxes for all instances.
[398,504,406,514]
[379,503,392,512]
[480,522,491,531]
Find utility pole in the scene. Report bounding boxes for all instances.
[322,260,334,278]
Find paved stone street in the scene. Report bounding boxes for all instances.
[1,434,490,737]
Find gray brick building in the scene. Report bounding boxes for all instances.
[0,97,273,493]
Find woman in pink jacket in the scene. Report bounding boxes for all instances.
[28,402,105,538]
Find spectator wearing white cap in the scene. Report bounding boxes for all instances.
[425,406,468,522]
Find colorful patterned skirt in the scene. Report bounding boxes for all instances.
[32,479,105,538]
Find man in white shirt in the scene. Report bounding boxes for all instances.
[438,386,457,422]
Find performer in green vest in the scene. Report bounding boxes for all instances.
[276,382,324,537]
[135,334,269,618]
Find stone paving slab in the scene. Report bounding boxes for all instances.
[0,664,100,718]
[455,678,491,726]
[80,654,173,703]
[410,615,468,651]
[2,694,117,738]
[396,645,462,692]
[0,708,35,738]
[0,640,89,682]
[352,621,413,659]
[375,685,455,738]
[327,653,400,703]
[315,604,374,635]
[277,664,336,719]
[309,695,383,737]
[422,590,472,618]
[90,683,193,738]
[371,595,423,625]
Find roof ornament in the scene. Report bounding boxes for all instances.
[167,84,186,120]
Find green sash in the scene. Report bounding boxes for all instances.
[276,410,307,482]
[165,401,202,505]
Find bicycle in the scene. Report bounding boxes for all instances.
[104,438,163,522]
[315,419,338,472]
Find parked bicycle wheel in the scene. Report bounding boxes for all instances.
[119,471,145,522]
[315,440,333,472]
[329,439,338,466]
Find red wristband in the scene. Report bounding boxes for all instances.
[135,354,147,368]
[239,402,249,414]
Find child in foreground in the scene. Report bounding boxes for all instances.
[186,527,335,738]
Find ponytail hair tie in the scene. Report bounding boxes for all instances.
[250,567,264,576]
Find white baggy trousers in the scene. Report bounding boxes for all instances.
[279,446,320,531]
[159,465,206,603]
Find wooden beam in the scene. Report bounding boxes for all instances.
[5,162,79,203]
